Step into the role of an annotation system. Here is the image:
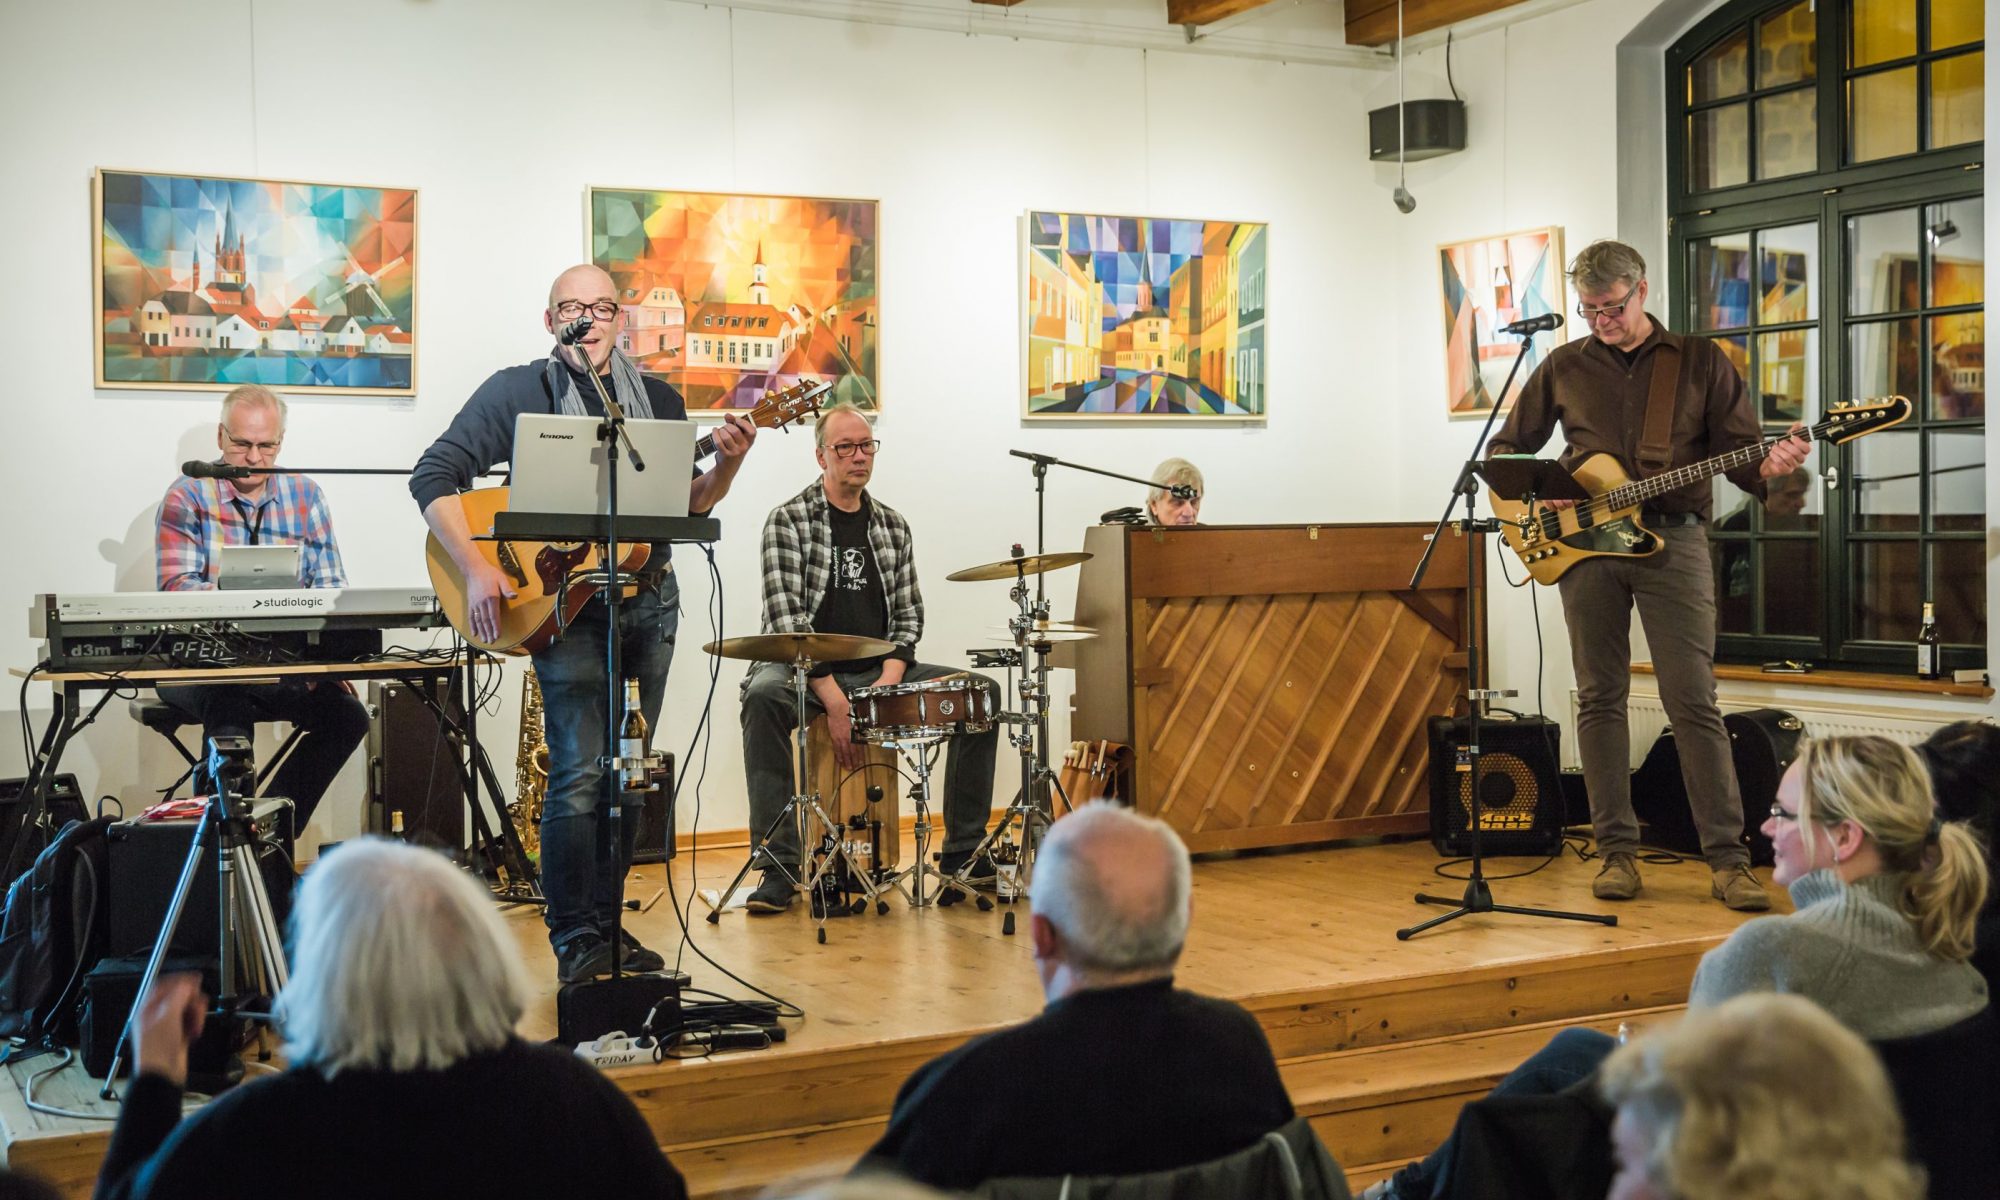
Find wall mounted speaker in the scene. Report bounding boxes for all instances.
[1368,99,1468,162]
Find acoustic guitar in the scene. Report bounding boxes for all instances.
[1492,395,1910,586]
[427,379,831,654]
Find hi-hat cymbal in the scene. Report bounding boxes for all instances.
[990,620,1098,643]
[946,551,1092,583]
[703,632,895,664]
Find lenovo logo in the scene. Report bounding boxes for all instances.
[537,432,576,441]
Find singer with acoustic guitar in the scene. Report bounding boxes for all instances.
[1486,239,1809,914]
[411,264,758,985]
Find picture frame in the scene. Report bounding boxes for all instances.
[1437,226,1565,419]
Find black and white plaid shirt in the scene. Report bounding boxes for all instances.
[759,480,923,655]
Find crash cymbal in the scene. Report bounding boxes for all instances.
[946,551,1092,583]
[989,620,1098,643]
[703,632,895,664]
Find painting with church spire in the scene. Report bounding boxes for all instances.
[1022,210,1267,421]
[94,169,418,394]
[588,188,879,414]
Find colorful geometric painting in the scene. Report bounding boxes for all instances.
[1439,227,1565,418]
[94,169,417,394]
[1023,211,1267,421]
[588,189,877,413]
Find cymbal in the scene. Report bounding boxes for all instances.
[703,632,895,664]
[991,620,1098,644]
[946,551,1092,583]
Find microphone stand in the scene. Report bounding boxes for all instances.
[1398,332,1615,940]
[1006,449,1193,605]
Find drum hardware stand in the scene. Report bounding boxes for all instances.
[1398,329,1616,941]
[884,736,953,908]
[102,735,288,1098]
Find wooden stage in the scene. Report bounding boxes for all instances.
[1,837,1783,1197]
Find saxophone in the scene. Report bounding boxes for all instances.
[512,667,550,859]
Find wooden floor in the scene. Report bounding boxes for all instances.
[2,836,1784,1197]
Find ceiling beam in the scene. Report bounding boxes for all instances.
[1168,0,1281,25]
[1345,0,1534,47]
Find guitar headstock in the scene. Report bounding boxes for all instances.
[1819,395,1912,444]
[748,378,835,434]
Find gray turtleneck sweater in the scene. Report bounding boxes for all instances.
[1689,868,1989,1040]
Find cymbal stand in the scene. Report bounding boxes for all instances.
[882,735,950,908]
[704,654,888,943]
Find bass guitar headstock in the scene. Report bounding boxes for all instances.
[1818,395,1912,444]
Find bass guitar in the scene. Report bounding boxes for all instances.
[427,378,831,653]
[1493,395,1910,586]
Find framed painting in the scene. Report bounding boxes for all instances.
[1023,210,1267,421]
[588,188,878,414]
[1438,226,1565,419]
[94,168,417,394]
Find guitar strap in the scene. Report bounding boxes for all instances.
[1636,338,1685,477]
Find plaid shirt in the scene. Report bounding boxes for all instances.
[760,481,922,656]
[156,472,347,591]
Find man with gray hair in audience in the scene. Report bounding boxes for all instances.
[858,802,1295,1190]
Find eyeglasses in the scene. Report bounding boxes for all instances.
[1768,803,1801,822]
[223,433,282,455]
[828,439,881,459]
[1575,282,1641,323]
[551,300,620,322]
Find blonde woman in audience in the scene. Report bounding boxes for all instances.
[1600,992,1921,1200]
[95,839,686,1200]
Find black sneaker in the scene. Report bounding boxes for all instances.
[610,929,666,973]
[745,871,795,914]
[555,933,612,984]
[939,849,997,885]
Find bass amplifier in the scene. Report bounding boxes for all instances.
[1427,715,1566,857]
[105,800,297,960]
[1631,708,1802,866]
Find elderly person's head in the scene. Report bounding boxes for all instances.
[1026,802,1191,1000]
[1600,993,1920,1200]
[1146,458,1203,526]
[278,837,532,1074]
[765,1176,950,1200]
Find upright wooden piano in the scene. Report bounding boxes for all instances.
[1064,522,1481,854]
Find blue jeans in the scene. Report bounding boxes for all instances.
[531,578,678,948]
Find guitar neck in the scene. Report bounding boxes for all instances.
[693,431,718,461]
[1616,420,1828,506]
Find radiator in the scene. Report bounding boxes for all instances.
[1564,690,1957,771]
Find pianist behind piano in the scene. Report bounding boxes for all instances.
[151,384,368,832]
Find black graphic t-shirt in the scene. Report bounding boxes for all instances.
[811,497,890,676]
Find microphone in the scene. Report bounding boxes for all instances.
[1168,484,1197,500]
[1009,449,1058,466]
[1502,312,1564,336]
[866,784,884,804]
[181,460,253,480]
[557,315,594,346]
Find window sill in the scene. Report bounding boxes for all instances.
[1633,662,1994,699]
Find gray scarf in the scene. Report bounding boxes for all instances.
[544,346,655,420]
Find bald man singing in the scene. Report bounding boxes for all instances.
[412,264,758,986]
[859,803,1297,1189]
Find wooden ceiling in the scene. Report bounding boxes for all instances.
[970,0,1533,49]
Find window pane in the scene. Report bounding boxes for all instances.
[1760,224,1817,322]
[1851,541,1921,640]
[1848,209,1920,315]
[1765,465,1820,532]
[1850,68,1919,162]
[1764,540,1822,635]
[1933,541,1987,645]
[1930,430,1984,531]
[1851,430,1921,531]
[1691,104,1751,190]
[1928,199,1985,307]
[1757,328,1816,422]
[1691,28,1750,102]
[1714,333,1750,384]
[1930,0,1981,50]
[1757,90,1818,179]
[1693,235,1752,329]
[1851,0,1917,67]
[1930,312,1985,419]
[1758,1,1818,87]
[1930,52,1984,149]
[1849,317,1923,401]
[1715,539,1754,634]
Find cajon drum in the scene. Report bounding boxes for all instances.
[804,715,902,871]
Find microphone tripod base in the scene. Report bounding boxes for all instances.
[1396,879,1617,941]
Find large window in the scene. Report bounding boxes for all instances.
[1668,0,1984,673]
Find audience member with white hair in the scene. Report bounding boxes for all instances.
[858,802,1294,1190]
[1599,993,1921,1200]
[94,838,687,1200]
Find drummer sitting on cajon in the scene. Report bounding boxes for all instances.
[739,403,999,913]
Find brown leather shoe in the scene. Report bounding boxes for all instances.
[1592,851,1641,900]
[1712,863,1772,911]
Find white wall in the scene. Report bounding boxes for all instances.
[1,0,1989,857]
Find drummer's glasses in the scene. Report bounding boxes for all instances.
[829,439,881,459]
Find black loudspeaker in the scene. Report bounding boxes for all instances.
[0,775,92,885]
[105,802,296,960]
[1630,708,1803,866]
[79,953,236,1081]
[1368,99,1468,162]
[1427,715,1566,857]
[630,755,676,865]
[368,680,465,851]
[557,969,686,1046]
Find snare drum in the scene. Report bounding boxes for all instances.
[848,675,995,744]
